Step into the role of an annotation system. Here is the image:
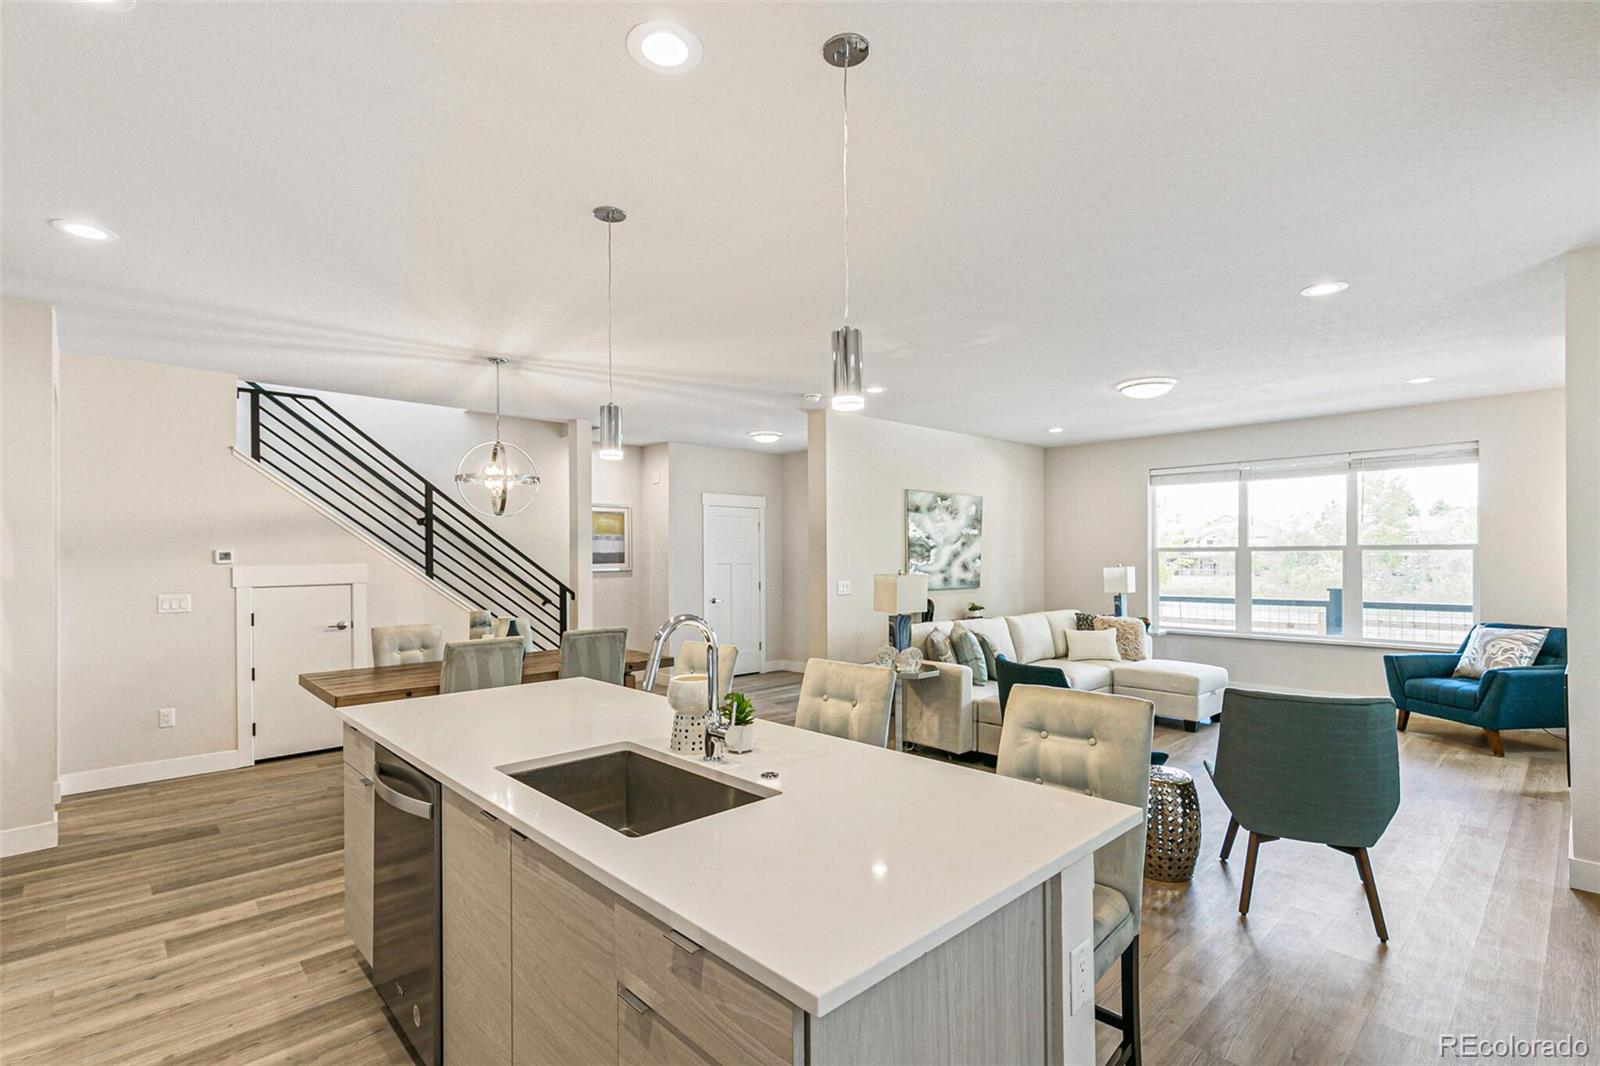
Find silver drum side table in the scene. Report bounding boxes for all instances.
[1146,765,1202,882]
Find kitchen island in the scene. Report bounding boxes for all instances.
[340,677,1141,1065]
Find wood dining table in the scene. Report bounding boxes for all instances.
[299,648,671,709]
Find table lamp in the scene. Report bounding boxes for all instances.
[875,572,930,650]
[1103,565,1136,617]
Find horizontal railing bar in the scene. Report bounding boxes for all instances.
[432,519,562,604]
[428,533,555,613]
[278,393,425,495]
[427,552,560,643]
[256,390,426,511]
[258,421,424,532]
[258,442,426,564]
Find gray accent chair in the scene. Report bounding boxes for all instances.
[997,685,1153,1066]
[678,640,738,697]
[558,627,629,685]
[439,636,525,694]
[370,624,444,667]
[1207,688,1401,941]
[794,659,896,747]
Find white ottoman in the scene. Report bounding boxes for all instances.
[1110,659,1229,730]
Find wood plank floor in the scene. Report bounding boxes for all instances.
[3,674,1593,1065]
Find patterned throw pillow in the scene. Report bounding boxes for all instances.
[924,629,957,664]
[1094,615,1148,662]
[1074,611,1099,632]
[948,623,989,685]
[1453,626,1549,679]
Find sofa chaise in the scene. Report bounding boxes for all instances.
[904,610,1228,756]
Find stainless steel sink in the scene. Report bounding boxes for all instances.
[505,749,769,837]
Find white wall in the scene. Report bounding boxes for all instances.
[590,446,656,645]
[779,450,809,667]
[814,412,1047,663]
[1,298,60,854]
[58,354,470,786]
[1044,389,1568,696]
[1565,248,1599,895]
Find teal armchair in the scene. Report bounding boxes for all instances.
[1383,623,1567,757]
[1207,688,1400,941]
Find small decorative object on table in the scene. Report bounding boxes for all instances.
[965,602,987,619]
[873,645,897,668]
[893,646,923,673]
[667,674,710,757]
[1145,764,1202,882]
[722,691,756,754]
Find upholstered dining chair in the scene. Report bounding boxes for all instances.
[1207,688,1401,941]
[558,627,629,685]
[439,637,525,695]
[678,640,738,697]
[997,685,1154,1066]
[794,659,896,747]
[371,624,444,667]
[995,656,1168,766]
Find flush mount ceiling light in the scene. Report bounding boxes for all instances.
[1300,280,1349,297]
[1048,427,1064,434]
[455,357,540,517]
[865,384,887,395]
[78,0,137,9]
[627,21,702,73]
[749,431,784,444]
[49,218,117,242]
[1115,377,1178,400]
[825,32,870,414]
[1406,376,1436,385]
[593,205,627,461]
[801,392,823,405]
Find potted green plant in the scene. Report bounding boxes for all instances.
[965,601,987,619]
[722,691,756,753]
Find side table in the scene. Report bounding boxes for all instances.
[1146,765,1202,882]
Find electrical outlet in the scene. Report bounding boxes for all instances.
[157,594,192,614]
[158,707,176,729]
[1069,937,1093,1015]
[836,580,852,596]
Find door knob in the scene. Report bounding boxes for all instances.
[709,598,723,605]
[328,621,350,631]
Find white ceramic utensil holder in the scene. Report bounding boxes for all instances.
[667,674,710,757]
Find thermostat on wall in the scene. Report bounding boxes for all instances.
[213,549,234,565]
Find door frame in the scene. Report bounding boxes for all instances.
[232,564,368,765]
[701,493,766,674]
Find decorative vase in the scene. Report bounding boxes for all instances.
[873,644,897,668]
[667,674,709,757]
[725,723,755,754]
[893,646,924,673]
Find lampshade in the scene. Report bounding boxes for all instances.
[874,572,929,614]
[1102,565,1137,595]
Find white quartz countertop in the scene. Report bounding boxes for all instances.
[341,678,1142,1016]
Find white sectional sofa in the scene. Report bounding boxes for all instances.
[903,610,1228,756]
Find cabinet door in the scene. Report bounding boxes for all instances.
[512,834,619,1065]
[619,992,716,1066]
[341,763,373,965]
[443,790,512,1065]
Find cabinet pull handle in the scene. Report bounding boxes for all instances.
[663,929,702,954]
[359,776,372,787]
[618,987,652,1015]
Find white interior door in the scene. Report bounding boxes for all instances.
[703,498,764,674]
[251,583,353,758]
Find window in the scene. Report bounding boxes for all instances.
[1151,443,1478,645]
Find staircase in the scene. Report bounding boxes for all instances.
[237,383,572,649]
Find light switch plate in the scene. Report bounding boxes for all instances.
[1069,937,1093,1015]
[157,594,192,614]
[836,580,852,596]
[158,707,176,729]
[212,549,234,565]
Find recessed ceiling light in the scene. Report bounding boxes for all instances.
[864,385,887,395]
[749,431,783,444]
[1115,377,1177,400]
[79,0,137,8]
[1406,376,1436,385]
[1300,281,1349,297]
[1048,427,1064,434]
[801,392,822,405]
[627,21,702,73]
[49,218,117,242]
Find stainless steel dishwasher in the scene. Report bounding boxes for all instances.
[371,745,442,1066]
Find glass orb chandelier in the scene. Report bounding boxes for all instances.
[825,32,869,413]
[594,205,626,460]
[455,356,540,517]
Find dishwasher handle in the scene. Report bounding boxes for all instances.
[374,774,434,820]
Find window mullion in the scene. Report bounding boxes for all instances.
[1345,468,1362,640]
[1236,477,1250,635]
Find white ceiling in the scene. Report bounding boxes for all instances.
[4,2,1596,451]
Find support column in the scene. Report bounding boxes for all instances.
[567,418,594,631]
[1566,247,1600,895]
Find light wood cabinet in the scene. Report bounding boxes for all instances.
[443,790,512,1066]
[618,993,716,1066]
[511,833,620,1066]
[342,724,374,777]
[340,762,373,965]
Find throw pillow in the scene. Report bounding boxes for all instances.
[975,634,1000,681]
[1453,626,1549,679]
[1074,611,1099,632]
[924,629,957,664]
[1067,628,1121,662]
[1094,615,1148,662]
[948,623,988,685]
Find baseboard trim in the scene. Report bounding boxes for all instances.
[1,816,59,857]
[60,749,244,797]
[764,660,806,674]
[1571,826,1600,896]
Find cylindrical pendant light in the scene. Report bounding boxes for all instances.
[825,33,869,413]
[594,205,626,460]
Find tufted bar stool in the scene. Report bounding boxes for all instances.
[371,624,445,667]
[997,685,1154,1066]
[794,658,897,747]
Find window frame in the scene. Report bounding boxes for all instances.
[1149,444,1479,648]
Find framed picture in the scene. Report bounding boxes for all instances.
[592,505,631,573]
[906,489,983,590]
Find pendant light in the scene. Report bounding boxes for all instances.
[825,33,869,413]
[595,205,626,460]
[454,357,541,517]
